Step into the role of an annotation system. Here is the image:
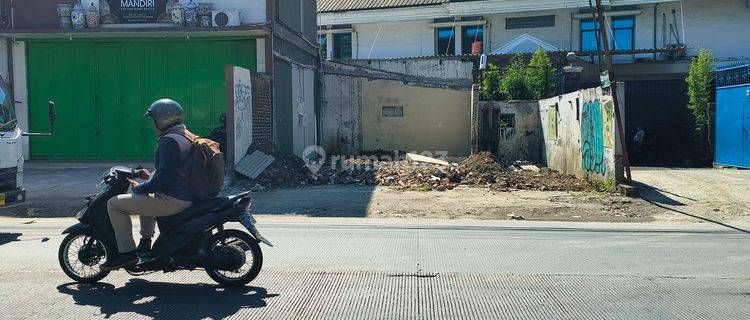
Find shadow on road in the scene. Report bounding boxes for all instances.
[251,185,375,217]
[57,279,278,319]
[0,232,21,246]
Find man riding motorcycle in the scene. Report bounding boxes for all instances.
[101,99,197,270]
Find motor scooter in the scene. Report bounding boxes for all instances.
[58,166,272,287]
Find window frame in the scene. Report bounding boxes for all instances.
[435,26,456,56]
[318,34,328,59]
[460,24,484,55]
[332,32,352,59]
[579,16,635,52]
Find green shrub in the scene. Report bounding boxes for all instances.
[480,63,503,101]
[500,54,530,100]
[525,48,555,100]
[686,49,715,136]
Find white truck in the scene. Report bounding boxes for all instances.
[0,76,55,207]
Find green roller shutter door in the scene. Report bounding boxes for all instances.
[27,38,256,160]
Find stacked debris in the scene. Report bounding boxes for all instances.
[231,144,599,193]
[374,161,461,191]
[245,142,313,188]
[457,152,507,185]
[311,158,378,185]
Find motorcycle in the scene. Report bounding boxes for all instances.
[57,166,272,287]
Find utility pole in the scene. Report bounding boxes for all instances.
[594,0,632,183]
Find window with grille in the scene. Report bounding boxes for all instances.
[382,106,404,117]
[506,15,555,29]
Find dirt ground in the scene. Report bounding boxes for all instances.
[248,185,657,222]
[2,163,749,225]
[631,167,750,224]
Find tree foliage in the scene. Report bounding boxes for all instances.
[525,48,555,100]
[480,49,555,101]
[686,49,715,135]
[500,54,529,100]
[480,63,503,101]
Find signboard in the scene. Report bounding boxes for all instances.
[226,66,254,168]
[102,0,169,24]
[600,71,611,89]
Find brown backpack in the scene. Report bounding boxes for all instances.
[168,132,225,201]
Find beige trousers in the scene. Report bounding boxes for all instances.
[107,193,192,253]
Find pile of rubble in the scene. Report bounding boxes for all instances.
[232,145,599,193]
[245,142,313,188]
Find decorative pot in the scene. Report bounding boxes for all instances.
[200,15,211,27]
[184,0,198,27]
[71,2,86,29]
[57,3,72,29]
[198,3,212,27]
[197,3,212,16]
[171,1,185,26]
[86,2,99,28]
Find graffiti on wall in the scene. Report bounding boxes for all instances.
[602,100,614,148]
[581,99,606,175]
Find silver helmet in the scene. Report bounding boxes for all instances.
[144,99,184,131]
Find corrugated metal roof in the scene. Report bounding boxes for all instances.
[318,0,450,13]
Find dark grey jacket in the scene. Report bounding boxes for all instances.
[132,125,193,201]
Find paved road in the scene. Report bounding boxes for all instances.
[1,217,749,319]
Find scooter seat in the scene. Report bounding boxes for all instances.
[156,197,230,233]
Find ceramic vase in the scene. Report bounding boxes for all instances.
[57,3,72,29]
[200,15,211,27]
[71,2,86,29]
[86,2,99,28]
[185,0,198,27]
[171,1,185,26]
[198,3,213,27]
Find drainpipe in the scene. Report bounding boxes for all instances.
[653,3,659,60]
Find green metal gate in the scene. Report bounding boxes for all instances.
[27,38,256,160]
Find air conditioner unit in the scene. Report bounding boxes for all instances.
[212,10,241,27]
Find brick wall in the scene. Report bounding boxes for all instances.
[251,72,273,144]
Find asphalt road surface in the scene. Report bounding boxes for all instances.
[1,217,749,320]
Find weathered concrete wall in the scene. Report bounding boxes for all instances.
[478,101,541,164]
[361,81,471,157]
[321,68,472,157]
[539,87,619,182]
[346,58,474,82]
[320,73,362,155]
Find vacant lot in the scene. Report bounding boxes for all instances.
[2,163,748,225]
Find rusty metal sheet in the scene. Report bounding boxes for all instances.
[235,150,275,179]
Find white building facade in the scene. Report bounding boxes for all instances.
[317,0,750,62]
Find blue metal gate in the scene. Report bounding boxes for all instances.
[715,64,750,168]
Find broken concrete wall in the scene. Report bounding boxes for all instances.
[478,101,542,164]
[361,81,472,157]
[322,60,472,157]
[346,58,474,82]
[539,87,620,182]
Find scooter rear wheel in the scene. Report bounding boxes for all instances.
[58,233,110,283]
[205,229,263,287]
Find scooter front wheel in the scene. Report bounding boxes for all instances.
[205,229,263,287]
[58,233,110,283]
